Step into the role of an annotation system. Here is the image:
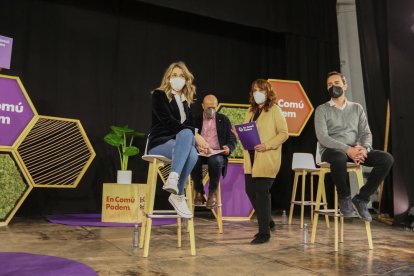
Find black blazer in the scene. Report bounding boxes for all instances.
[194,112,237,177]
[148,89,195,151]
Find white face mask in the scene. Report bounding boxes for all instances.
[253,91,267,104]
[170,77,186,92]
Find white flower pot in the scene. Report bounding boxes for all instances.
[117,170,132,184]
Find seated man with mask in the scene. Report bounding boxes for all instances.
[191,95,237,208]
[315,71,394,221]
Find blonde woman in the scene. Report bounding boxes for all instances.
[148,61,208,218]
[243,79,288,244]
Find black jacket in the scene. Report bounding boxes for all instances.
[194,112,237,177]
[148,89,195,151]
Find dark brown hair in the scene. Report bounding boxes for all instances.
[248,79,276,113]
[327,71,346,84]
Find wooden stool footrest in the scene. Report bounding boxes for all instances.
[315,209,342,217]
[147,214,181,218]
[146,210,180,218]
[291,201,327,206]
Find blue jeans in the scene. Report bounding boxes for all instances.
[149,129,198,195]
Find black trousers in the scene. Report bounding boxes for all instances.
[321,148,394,201]
[245,174,274,235]
[191,155,225,194]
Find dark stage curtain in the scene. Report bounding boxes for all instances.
[356,0,414,224]
[0,0,339,215]
[386,0,414,225]
[355,0,393,215]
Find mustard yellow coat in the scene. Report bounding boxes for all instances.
[243,104,288,178]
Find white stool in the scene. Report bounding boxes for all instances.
[288,153,330,228]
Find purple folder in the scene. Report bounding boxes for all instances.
[235,122,261,150]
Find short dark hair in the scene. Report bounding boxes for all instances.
[327,71,346,84]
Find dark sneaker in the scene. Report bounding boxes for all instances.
[251,234,270,244]
[338,196,357,217]
[206,191,217,209]
[352,195,372,222]
[194,192,205,206]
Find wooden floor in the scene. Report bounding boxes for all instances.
[1,213,414,275]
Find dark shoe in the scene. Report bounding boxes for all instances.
[194,192,205,206]
[251,234,270,244]
[339,196,357,217]
[269,221,276,232]
[206,191,217,209]
[352,195,372,222]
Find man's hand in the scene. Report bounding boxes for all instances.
[254,143,267,152]
[346,146,367,165]
[222,145,230,156]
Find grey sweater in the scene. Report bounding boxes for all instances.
[314,101,372,155]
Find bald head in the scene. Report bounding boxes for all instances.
[202,94,218,110]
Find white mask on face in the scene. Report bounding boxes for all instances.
[253,91,266,104]
[170,77,186,92]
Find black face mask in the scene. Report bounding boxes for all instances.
[328,85,344,98]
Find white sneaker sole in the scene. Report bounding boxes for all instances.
[162,184,178,195]
[168,197,193,219]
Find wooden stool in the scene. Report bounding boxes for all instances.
[310,162,373,251]
[193,165,223,233]
[140,154,196,257]
[288,153,330,229]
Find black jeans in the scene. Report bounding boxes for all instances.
[191,155,225,194]
[321,148,394,201]
[245,174,274,235]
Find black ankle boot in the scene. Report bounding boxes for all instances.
[269,221,276,232]
[251,234,270,244]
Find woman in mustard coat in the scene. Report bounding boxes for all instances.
[243,79,288,244]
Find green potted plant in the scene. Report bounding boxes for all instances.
[104,125,145,184]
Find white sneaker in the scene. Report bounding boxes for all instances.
[168,194,193,218]
[163,172,179,194]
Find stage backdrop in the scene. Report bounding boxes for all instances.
[0,0,340,215]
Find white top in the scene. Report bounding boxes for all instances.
[328,98,348,110]
[172,90,187,123]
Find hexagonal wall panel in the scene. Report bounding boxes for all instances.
[15,116,96,188]
[268,79,314,136]
[0,74,37,147]
[0,149,33,226]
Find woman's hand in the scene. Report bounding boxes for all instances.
[195,133,210,154]
[254,143,267,152]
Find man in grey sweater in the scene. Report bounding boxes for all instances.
[314,71,394,221]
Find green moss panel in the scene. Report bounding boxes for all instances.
[0,154,28,220]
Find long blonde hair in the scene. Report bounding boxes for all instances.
[159,61,196,105]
